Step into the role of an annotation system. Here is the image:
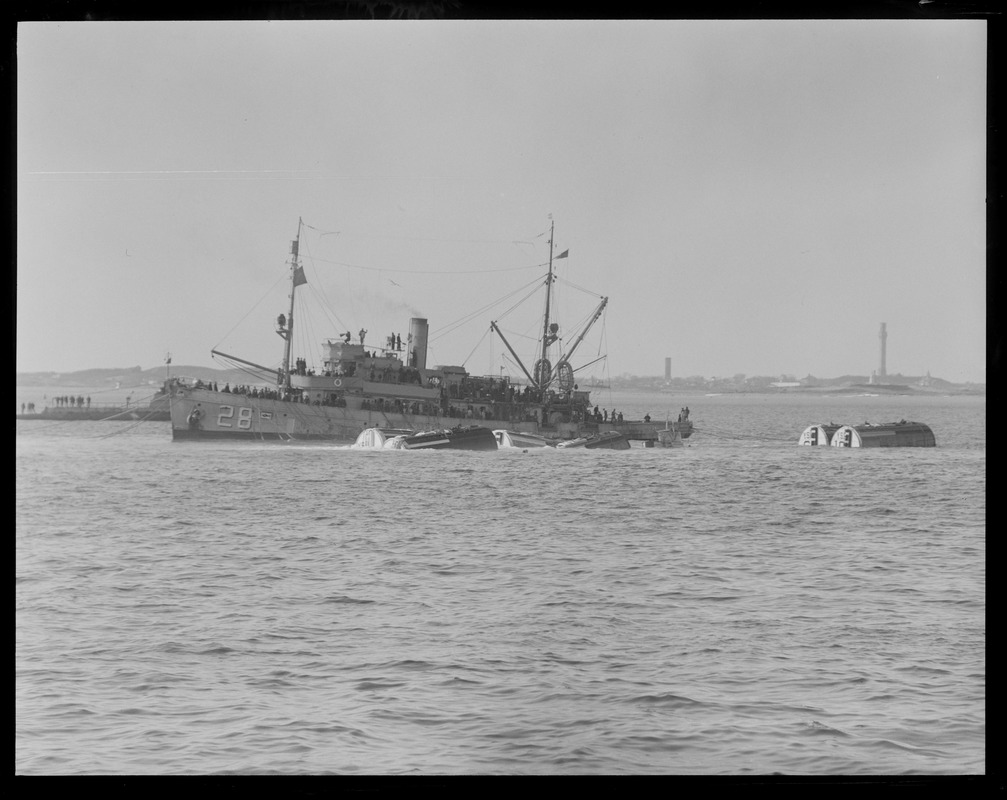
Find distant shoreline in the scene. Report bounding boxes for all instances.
[614,384,985,397]
[16,368,984,397]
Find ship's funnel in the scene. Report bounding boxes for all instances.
[408,318,429,370]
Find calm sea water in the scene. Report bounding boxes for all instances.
[16,391,985,775]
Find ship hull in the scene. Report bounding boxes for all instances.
[169,386,680,445]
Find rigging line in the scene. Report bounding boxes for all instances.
[596,311,608,358]
[295,286,332,364]
[302,282,349,337]
[556,306,602,349]
[446,281,544,340]
[211,353,277,384]
[497,351,533,381]
[492,326,539,344]
[690,428,792,442]
[303,276,347,332]
[324,231,542,246]
[428,274,545,340]
[302,221,341,237]
[294,298,318,370]
[685,422,784,438]
[299,235,353,333]
[314,254,549,275]
[459,327,492,368]
[490,280,551,340]
[212,272,288,352]
[691,425,792,442]
[84,395,159,423]
[98,409,163,438]
[556,276,606,298]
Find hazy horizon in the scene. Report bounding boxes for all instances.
[14,361,982,386]
[17,20,987,383]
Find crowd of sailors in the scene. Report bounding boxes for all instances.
[19,396,97,413]
[180,373,685,429]
[18,393,156,414]
[590,406,623,423]
[336,330,405,350]
[49,395,92,408]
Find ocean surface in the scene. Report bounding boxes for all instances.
[16,391,985,775]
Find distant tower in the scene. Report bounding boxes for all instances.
[665,357,671,380]
[878,323,887,380]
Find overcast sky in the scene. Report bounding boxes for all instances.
[16,19,987,383]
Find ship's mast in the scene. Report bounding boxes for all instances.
[539,221,555,370]
[537,219,557,389]
[280,218,303,390]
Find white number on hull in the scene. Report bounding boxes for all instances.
[217,405,253,429]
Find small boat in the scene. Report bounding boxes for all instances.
[353,425,497,451]
[654,411,689,447]
[555,431,630,450]
[493,429,556,448]
[400,426,498,451]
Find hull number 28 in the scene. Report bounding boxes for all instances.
[217,405,253,429]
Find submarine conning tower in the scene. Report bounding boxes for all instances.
[408,318,429,370]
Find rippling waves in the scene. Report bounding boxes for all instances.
[16,394,985,774]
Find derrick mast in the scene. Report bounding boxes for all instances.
[278,218,304,391]
[536,219,559,389]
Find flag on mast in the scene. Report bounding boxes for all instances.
[556,249,569,259]
[293,266,307,286]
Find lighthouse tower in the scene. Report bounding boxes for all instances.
[878,322,888,380]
